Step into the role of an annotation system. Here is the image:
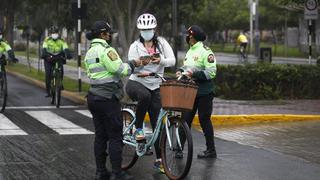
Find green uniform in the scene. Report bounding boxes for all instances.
[84,38,133,100]
[0,40,12,54]
[182,41,217,96]
[42,37,68,54]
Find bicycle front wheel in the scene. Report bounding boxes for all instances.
[161,118,193,180]
[0,70,8,112]
[121,109,138,170]
[55,75,62,108]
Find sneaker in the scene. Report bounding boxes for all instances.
[153,159,165,174]
[110,171,133,180]
[175,150,183,159]
[197,149,217,159]
[135,128,145,141]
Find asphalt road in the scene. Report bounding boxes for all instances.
[1,74,320,180]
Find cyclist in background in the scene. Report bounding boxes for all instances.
[0,28,19,63]
[176,25,217,159]
[236,31,248,60]
[41,26,72,97]
[126,13,175,173]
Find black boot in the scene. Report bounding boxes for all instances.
[110,171,133,180]
[197,149,217,159]
[95,170,111,180]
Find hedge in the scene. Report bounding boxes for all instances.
[215,64,320,100]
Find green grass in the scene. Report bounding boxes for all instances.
[15,51,38,59]
[7,63,90,92]
[210,43,308,58]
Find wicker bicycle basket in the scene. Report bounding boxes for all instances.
[160,80,198,111]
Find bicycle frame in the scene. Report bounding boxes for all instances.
[122,108,182,156]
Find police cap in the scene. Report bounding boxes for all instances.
[92,21,115,33]
[187,25,206,42]
[49,26,59,33]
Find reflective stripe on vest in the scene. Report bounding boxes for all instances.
[89,76,120,85]
[89,66,106,73]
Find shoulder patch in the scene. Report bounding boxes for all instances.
[208,54,215,63]
[107,50,118,61]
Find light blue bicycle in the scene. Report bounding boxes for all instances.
[121,73,194,180]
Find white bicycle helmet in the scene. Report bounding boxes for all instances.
[137,13,157,30]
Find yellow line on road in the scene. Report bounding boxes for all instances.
[145,114,320,127]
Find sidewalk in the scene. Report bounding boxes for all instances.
[12,56,320,127]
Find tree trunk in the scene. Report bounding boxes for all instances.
[6,0,15,46]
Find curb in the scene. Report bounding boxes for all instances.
[144,114,320,127]
[7,70,320,127]
[7,70,87,105]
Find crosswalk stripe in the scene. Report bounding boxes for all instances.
[75,110,92,118]
[25,111,94,135]
[6,105,84,110]
[0,114,28,136]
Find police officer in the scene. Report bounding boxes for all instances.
[41,26,72,97]
[176,25,217,159]
[84,20,141,180]
[0,28,18,63]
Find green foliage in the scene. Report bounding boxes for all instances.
[215,64,320,99]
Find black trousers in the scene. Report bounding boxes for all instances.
[44,60,64,95]
[125,80,162,159]
[183,93,216,151]
[240,42,248,59]
[87,93,123,173]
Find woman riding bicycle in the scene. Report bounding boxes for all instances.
[125,13,175,173]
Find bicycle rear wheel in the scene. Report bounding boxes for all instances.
[161,118,193,180]
[121,109,139,170]
[0,68,8,113]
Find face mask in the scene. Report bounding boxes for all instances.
[106,34,112,44]
[185,35,190,44]
[0,35,3,40]
[140,30,154,41]
[51,33,59,40]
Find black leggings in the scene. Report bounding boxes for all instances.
[126,80,162,159]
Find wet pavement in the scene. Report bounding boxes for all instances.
[215,120,320,164]
[2,68,320,179]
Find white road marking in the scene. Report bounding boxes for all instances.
[25,111,93,135]
[6,105,84,110]
[75,110,92,118]
[0,114,28,136]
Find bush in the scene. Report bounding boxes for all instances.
[215,64,320,100]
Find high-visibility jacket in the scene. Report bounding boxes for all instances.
[181,41,217,96]
[84,38,134,99]
[42,37,68,54]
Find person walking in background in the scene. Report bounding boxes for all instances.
[125,13,175,173]
[176,25,217,159]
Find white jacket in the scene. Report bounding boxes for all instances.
[128,36,176,90]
